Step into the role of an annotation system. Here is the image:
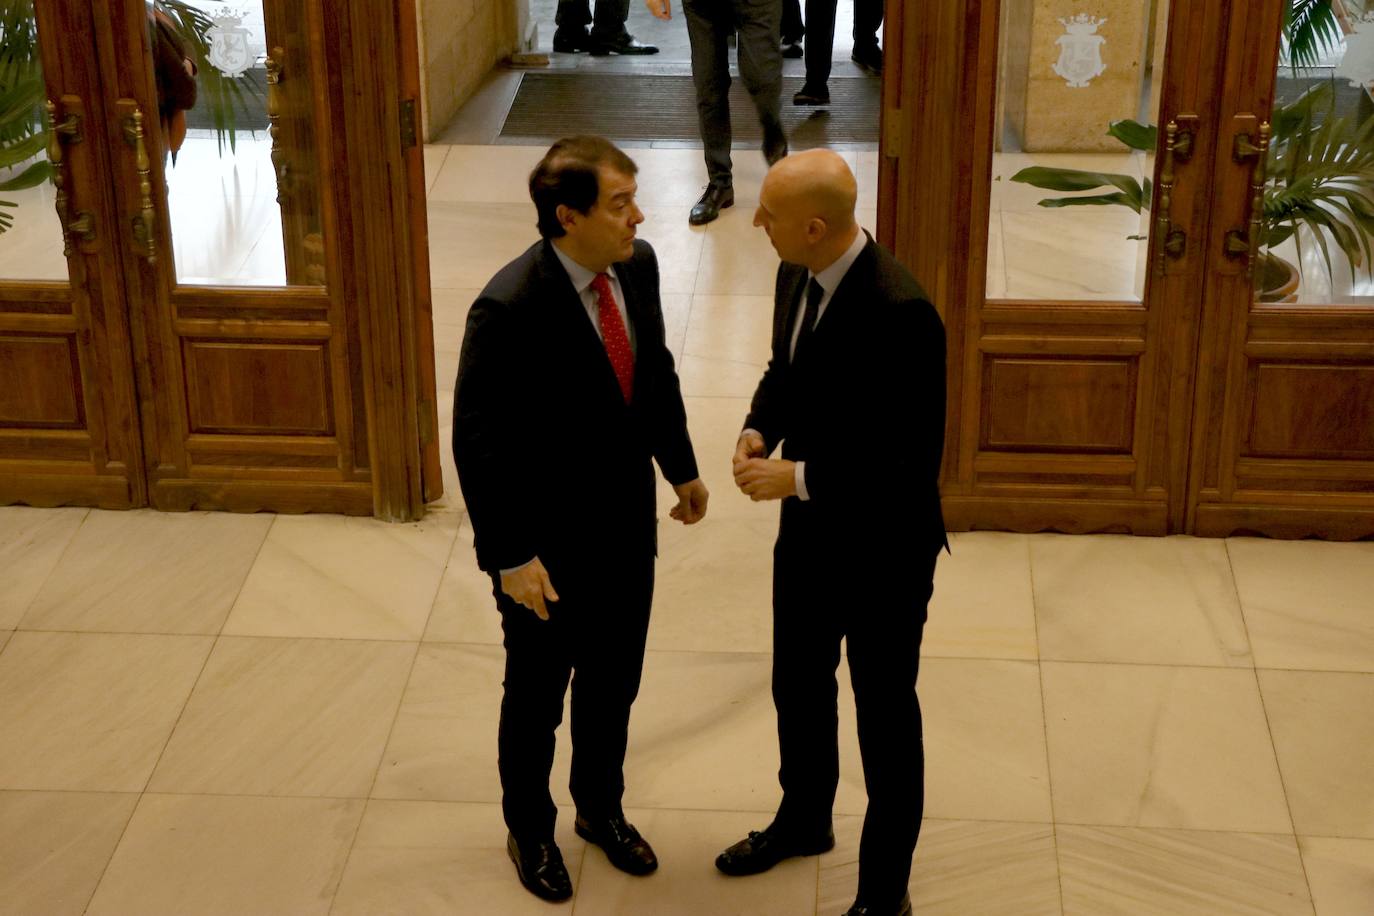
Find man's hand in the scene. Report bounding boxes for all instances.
[733,458,797,501]
[734,430,767,465]
[500,558,559,621]
[670,478,709,524]
[644,0,671,19]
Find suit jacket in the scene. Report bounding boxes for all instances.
[453,238,698,574]
[744,234,947,557]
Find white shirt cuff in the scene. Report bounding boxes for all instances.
[794,461,809,501]
[499,558,536,576]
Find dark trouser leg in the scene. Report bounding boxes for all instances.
[683,0,735,186]
[555,0,592,31]
[590,0,632,41]
[771,534,843,835]
[853,0,883,47]
[803,0,838,87]
[496,580,574,841]
[781,0,804,42]
[735,0,785,150]
[567,560,655,819]
[845,542,940,906]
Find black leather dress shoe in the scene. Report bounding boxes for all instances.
[715,824,835,876]
[507,833,573,902]
[781,38,804,58]
[852,42,884,73]
[552,29,590,53]
[793,83,831,106]
[763,128,788,166]
[574,814,658,875]
[843,893,913,916]
[589,33,659,55]
[689,184,734,225]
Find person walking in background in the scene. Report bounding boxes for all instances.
[554,0,660,54]
[453,136,708,902]
[645,0,789,226]
[781,0,804,58]
[794,0,883,106]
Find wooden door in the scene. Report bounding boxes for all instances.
[94,0,437,519]
[0,0,145,509]
[1187,0,1374,539]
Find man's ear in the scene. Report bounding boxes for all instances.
[556,204,577,233]
[806,217,828,244]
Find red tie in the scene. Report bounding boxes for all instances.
[592,272,634,403]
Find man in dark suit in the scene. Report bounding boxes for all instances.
[715,150,946,916]
[453,136,709,902]
[644,0,789,225]
[794,0,884,106]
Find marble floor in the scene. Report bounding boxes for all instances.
[3,139,1374,915]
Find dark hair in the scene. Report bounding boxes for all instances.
[529,136,638,239]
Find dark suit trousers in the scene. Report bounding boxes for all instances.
[771,523,940,906]
[555,0,630,39]
[781,0,804,41]
[683,0,784,186]
[803,0,883,86]
[494,556,654,841]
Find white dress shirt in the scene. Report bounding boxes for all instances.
[552,243,635,354]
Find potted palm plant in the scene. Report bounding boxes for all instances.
[1010,0,1374,301]
[0,0,258,236]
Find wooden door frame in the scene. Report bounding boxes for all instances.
[0,0,146,510]
[877,0,1231,536]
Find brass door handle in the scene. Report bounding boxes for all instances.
[1224,121,1271,276]
[120,105,157,264]
[45,99,95,255]
[1154,119,1188,274]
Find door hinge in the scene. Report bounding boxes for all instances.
[399,98,418,149]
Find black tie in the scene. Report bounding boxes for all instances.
[793,278,824,361]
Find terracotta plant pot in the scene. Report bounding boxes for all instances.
[1258,253,1301,303]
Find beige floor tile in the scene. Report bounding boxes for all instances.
[423,144,450,194]
[631,147,733,208]
[0,791,139,916]
[429,287,479,354]
[1229,538,1374,672]
[1057,825,1311,916]
[0,506,86,630]
[678,353,770,398]
[819,818,1061,916]
[1042,663,1292,833]
[1031,535,1253,667]
[622,650,780,814]
[0,632,212,791]
[427,201,539,289]
[223,511,459,640]
[86,794,363,916]
[333,800,587,916]
[0,630,9,655]
[694,210,782,296]
[373,644,537,803]
[1259,669,1374,838]
[925,532,1037,661]
[572,807,820,916]
[149,637,415,797]
[650,515,777,654]
[654,396,782,524]
[638,207,706,295]
[425,522,502,645]
[1299,836,1374,916]
[683,294,775,367]
[913,659,1053,823]
[20,510,270,635]
[427,145,544,203]
[661,291,691,363]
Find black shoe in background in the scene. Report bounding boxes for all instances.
[843,892,914,916]
[852,42,884,73]
[715,824,835,876]
[589,33,659,55]
[552,28,590,53]
[763,128,789,167]
[689,184,734,225]
[793,83,831,106]
[574,814,659,876]
[781,38,804,58]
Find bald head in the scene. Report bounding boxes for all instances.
[764,150,858,229]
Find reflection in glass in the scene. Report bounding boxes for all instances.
[987,0,1170,302]
[1255,0,1374,304]
[0,0,67,282]
[154,0,325,287]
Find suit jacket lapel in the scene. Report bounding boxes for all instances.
[779,266,809,361]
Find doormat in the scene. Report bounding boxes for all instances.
[500,72,880,145]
